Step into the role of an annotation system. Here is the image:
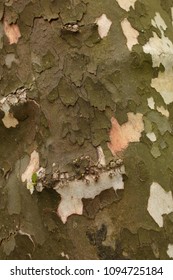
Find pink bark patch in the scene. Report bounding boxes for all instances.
[3,20,21,44]
[108,113,144,155]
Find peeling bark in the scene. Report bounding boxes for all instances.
[0,0,173,260]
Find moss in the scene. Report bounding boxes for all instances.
[31,172,38,186]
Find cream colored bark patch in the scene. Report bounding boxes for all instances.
[3,19,21,44]
[167,244,173,258]
[2,112,19,128]
[151,72,173,105]
[108,112,144,155]
[143,12,173,104]
[121,18,139,51]
[97,146,106,167]
[55,169,124,223]
[146,132,156,142]
[147,182,173,227]
[157,106,169,118]
[143,29,173,70]
[0,100,19,128]
[95,14,112,38]
[116,0,137,11]
[21,151,39,194]
[147,97,155,110]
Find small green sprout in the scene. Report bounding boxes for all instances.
[31,172,38,186]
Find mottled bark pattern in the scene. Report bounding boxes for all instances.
[0,0,173,259]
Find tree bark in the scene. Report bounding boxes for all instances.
[0,0,173,260]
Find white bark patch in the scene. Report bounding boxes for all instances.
[95,14,112,39]
[151,12,167,31]
[121,18,139,51]
[147,182,173,227]
[116,0,137,11]
[146,132,156,142]
[156,106,169,118]
[167,244,173,258]
[151,72,173,104]
[147,97,155,110]
[143,12,173,104]
[143,13,172,69]
[55,169,124,223]
[21,151,39,194]
[97,146,106,167]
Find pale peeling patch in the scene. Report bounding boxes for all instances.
[55,169,124,223]
[95,14,112,39]
[147,182,173,227]
[151,12,167,31]
[0,101,19,128]
[3,19,21,44]
[0,89,27,108]
[143,13,173,105]
[147,97,155,110]
[97,146,106,167]
[60,252,70,260]
[2,111,19,128]
[121,18,139,51]
[5,53,19,69]
[171,7,173,26]
[157,106,169,118]
[21,151,39,194]
[146,132,156,142]
[0,89,27,128]
[143,13,172,69]
[167,244,173,258]
[108,112,144,155]
[116,0,137,11]
[143,31,173,69]
[151,72,173,105]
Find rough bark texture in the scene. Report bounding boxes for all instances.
[1,0,173,260]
